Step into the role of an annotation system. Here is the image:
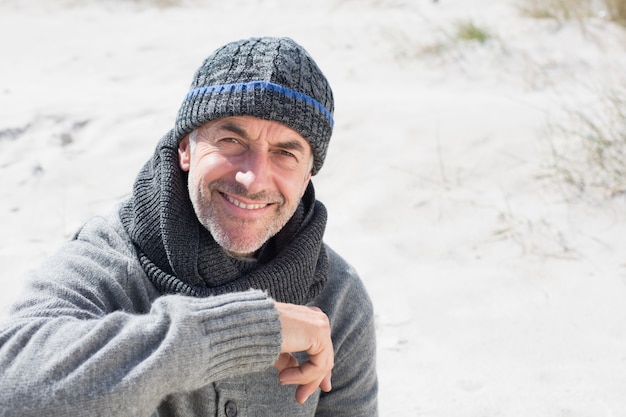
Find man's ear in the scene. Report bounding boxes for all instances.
[300,171,312,198]
[178,135,191,172]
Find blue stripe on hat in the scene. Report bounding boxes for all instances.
[185,81,334,127]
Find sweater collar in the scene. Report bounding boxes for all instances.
[120,129,328,304]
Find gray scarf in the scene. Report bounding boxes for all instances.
[119,130,328,305]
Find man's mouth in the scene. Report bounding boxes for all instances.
[223,193,269,210]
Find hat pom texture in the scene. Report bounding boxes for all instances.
[175,37,334,175]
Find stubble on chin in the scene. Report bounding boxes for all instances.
[188,179,296,256]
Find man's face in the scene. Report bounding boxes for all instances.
[178,116,313,257]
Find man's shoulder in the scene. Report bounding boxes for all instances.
[70,202,135,257]
[318,244,374,317]
[324,245,364,290]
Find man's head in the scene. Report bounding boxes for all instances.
[174,37,334,257]
[174,37,334,176]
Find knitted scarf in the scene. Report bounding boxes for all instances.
[119,130,328,305]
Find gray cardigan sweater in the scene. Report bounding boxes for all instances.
[0,211,377,416]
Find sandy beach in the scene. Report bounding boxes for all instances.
[2,0,626,415]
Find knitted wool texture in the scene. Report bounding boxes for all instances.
[119,37,332,304]
[175,37,334,175]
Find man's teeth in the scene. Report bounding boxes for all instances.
[226,195,267,210]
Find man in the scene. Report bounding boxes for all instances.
[0,37,377,416]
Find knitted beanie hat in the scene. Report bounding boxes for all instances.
[174,37,335,175]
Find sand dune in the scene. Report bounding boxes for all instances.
[2,1,626,415]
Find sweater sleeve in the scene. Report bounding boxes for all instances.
[0,217,282,417]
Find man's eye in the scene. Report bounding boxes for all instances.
[220,137,241,145]
[278,150,296,159]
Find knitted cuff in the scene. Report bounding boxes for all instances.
[156,289,282,387]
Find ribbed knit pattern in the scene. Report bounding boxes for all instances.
[118,37,333,304]
[0,212,377,416]
[175,37,334,175]
[119,130,329,305]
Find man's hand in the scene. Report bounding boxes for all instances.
[273,302,334,404]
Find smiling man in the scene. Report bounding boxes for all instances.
[0,37,378,416]
[180,117,314,257]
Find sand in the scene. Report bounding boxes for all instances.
[2,0,626,415]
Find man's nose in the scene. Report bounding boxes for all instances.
[235,151,271,193]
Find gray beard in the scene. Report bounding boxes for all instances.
[189,179,296,256]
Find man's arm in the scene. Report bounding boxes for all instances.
[0,219,284,417]
[0,290,282,416]
[0,218,338,416]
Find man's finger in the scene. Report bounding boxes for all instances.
[279,356,332,383]
[293,370,332,404]
[295,380,322,404]
[274,302,334,403]
[274,352,298,372]
[320,372,332,393]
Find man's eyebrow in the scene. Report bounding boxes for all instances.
[275,139,307,153]
[218,121,250,139]
[218,121,308,154]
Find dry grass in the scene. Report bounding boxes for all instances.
[455,20,493,43]
[522,0,626,199]
[519,0,626,26]
[604,0,626,24]
[519,0,593,23]
[546,88,626,199]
